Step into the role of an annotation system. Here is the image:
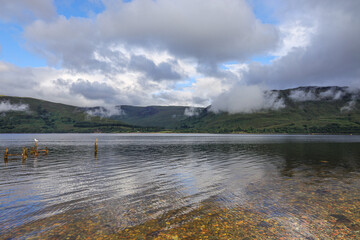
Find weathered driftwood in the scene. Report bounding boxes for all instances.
[4,147,29,161]
[30,143,48,156]
[37,147,49,154]
[4,141,48,161]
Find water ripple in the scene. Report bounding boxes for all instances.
[1,133,360,237]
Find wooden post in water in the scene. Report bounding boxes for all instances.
[22,147,27,161]
[34,141,38,154]
[34,139,39,157]
[95,138,98,156]
[4,148,8,161]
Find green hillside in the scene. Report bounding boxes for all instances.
[1,86,359,134]
[111,105,193,128]
[178,87,360,134]
[0,96,158,133]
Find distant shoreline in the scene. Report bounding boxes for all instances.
[0,132,358,135]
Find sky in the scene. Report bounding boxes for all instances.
[0,0,359,109]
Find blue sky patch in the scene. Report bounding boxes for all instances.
[220,61,239,70]
[175,78,196,91]
[54,0,105,19]
[248,0,279,24]
[0,23,46,67]
[251,55,276,64]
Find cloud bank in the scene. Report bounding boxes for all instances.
[0,0,359,110]
[0,0,56,24]
[0,101,29,112]
[184,107,202,117]
[210,86,359,114]
[288,87,347,102]
[243,0,360,89]
[23,0,278,73]
[210,85,285,114]
[85,106,125,118]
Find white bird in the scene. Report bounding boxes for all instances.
[34,139,38,142]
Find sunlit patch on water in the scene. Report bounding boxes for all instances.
[0,134,360,239]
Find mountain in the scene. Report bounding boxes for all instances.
[113,105,195,128]
[1,86,359,134]
[0,96,159,133]
[83,105,205,129]
[178,86,360,134]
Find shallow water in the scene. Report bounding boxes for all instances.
[0,133,360,239]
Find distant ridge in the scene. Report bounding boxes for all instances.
[0,96,159,133]
[179,86,360,134]
[0,86,359,134]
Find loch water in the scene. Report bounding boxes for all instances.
[1,134,360,239]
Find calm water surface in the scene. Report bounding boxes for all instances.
[1,133,360,239]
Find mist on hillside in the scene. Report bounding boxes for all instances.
[210,86,359,114]
[0,101,29,113]
[85,106,125,118]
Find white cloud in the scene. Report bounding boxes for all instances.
[1,0,359,110]
[272,21,315,57]
[340,89,359,112]
[98,0,278,62]
[319,89,345,100]
[0,60,208,108]
[184,107,202,117]
[289,87,348,102]
[0,61,38,97]
[25,16,100,70]
[210,85,285,114]
[86,106,125,118]
[0,0,56,24]
[24,0,278,73]
[341,97,357,112]
[0,101,29,112]
[289,89,317,102]
[243,0,360,89]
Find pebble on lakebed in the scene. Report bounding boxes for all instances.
[3,173,360,239]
